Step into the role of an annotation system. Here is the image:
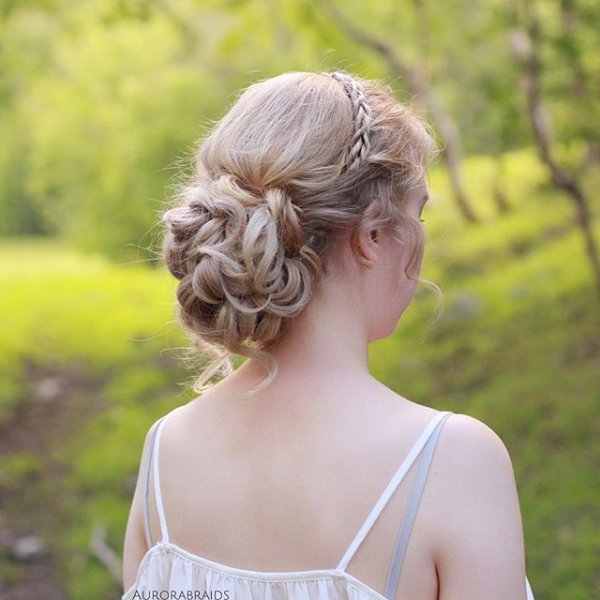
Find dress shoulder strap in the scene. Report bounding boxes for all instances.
[383,411,453,598]
[143,415,170,547]
[336,410,453,572]
[526,576,535,600]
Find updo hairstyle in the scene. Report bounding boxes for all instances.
[160,71,439,396]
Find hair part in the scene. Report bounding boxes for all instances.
[160,70,441,397]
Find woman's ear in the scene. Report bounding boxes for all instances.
[355,199,382,263]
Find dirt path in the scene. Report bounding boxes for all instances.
[0,359,108,599]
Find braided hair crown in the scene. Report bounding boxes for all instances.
[325,71,373,173]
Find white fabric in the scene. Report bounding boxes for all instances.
[122,409,535,600]
[122,542,390,599]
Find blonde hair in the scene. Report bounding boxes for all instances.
[161,70,440,396]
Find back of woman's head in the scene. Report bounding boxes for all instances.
[161,70,439,395]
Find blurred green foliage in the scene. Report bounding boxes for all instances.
[0,1,598,599]
[1,0,599,259]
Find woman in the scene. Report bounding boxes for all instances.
[122,70,535,600]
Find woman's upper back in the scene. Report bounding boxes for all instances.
[126,374,534,600]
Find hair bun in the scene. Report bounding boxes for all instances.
[264,187,305,255]
[161,173,323,366]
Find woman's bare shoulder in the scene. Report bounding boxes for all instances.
[426,412,522,548]
[438,412,514,472]
[424,414,528,598]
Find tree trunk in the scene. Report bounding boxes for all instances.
[321,0,479,223]
[508,0,600,296]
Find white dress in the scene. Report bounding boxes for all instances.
[123,410,535,600]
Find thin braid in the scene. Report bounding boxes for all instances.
[328,71,373,173]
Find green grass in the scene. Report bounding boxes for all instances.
[0,147,598,599]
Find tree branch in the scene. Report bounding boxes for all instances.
[319,0,478,222]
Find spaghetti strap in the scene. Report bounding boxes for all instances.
[143,419,162,549]
[336,411,453,572]
[526,576,535,600]
[152,416,170,543]
[383,411,452,599]
[143,416,170,547]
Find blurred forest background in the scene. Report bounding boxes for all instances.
[0,0,598,598]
